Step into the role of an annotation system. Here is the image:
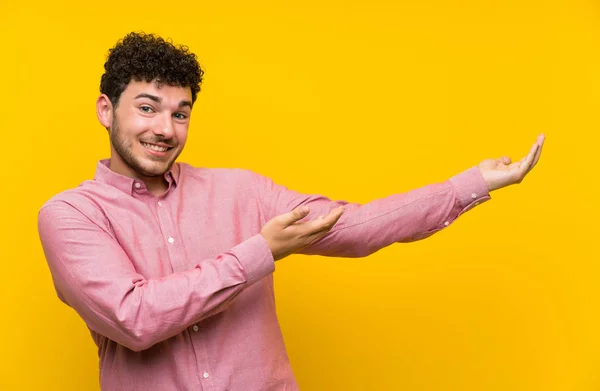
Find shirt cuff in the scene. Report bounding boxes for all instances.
[449,166,491,213]
[230,234,275,285]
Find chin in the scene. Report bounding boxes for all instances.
[139,161,173,177]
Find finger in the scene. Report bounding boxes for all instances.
[498,156,511,165]
[293,214,324,225]
[314,206,344,232]
[303,206,345,235]
[519,140,539,175]
[305,208,345,241]
[527,134,545,173]
[279,206,310,226]
[524,134,545,174]
[306,227,331,244]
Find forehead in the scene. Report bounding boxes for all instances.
[122,79,192,103]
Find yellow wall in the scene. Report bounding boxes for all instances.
[1,0,598,390]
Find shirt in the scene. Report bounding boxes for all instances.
[37,159,491,391]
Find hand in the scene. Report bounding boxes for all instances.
[260,205,345,261]
[478,134,545,192]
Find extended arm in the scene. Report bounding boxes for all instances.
[256,134,545,258]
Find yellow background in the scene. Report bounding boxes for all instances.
[1,0,598,390]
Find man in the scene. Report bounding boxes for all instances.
[38,32,544,391]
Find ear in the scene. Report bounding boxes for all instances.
[96,94,114,130]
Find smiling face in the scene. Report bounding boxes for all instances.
[97,79,193,181]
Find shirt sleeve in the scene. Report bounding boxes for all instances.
[251,167,491,257]
[37,201,274,352]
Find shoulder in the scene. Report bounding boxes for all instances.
[177,162,268,186]
[38,180,112,226]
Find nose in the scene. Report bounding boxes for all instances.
[153,112,175,139]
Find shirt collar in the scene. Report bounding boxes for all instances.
[94,159,180,196]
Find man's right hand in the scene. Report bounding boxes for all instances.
[260,205,345,261]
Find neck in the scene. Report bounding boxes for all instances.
[109,156,169,197]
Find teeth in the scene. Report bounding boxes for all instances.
[141,142,168,152]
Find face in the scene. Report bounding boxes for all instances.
[98,79,193,179]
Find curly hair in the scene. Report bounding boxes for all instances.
[100,32,204,107]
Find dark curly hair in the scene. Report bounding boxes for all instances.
[100,32,204,108]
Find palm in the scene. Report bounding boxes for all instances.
[478,134,545,192]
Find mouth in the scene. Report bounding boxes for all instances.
[140,141,174,156]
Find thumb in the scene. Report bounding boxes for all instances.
[280,206,310,226]
[498,156,511,165]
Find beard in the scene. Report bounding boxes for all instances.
[109,116,181,178]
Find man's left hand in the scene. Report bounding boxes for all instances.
[478,134,545,192]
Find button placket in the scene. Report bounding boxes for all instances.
[154,195,184,272]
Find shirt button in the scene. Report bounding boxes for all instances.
[471,193,477,199]
[203,371,209,379]
[158,201,163,207]
[444,221,449,226]
[168,237,174,244]
[134,182,141,189]
[192,325,199,332]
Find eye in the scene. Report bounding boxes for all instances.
[173,112,188,120]
[140,105,155,113]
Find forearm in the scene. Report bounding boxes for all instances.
[299,167,490,257]
[75,237,270,351]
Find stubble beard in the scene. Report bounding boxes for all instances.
[110,118,179,178]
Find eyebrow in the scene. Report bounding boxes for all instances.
[134,93,192,109]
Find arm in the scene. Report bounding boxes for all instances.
[37,201,274,352]
[255,135,545,258]
[255,167,489,258]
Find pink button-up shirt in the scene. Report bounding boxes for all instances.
[37,159,490,391]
